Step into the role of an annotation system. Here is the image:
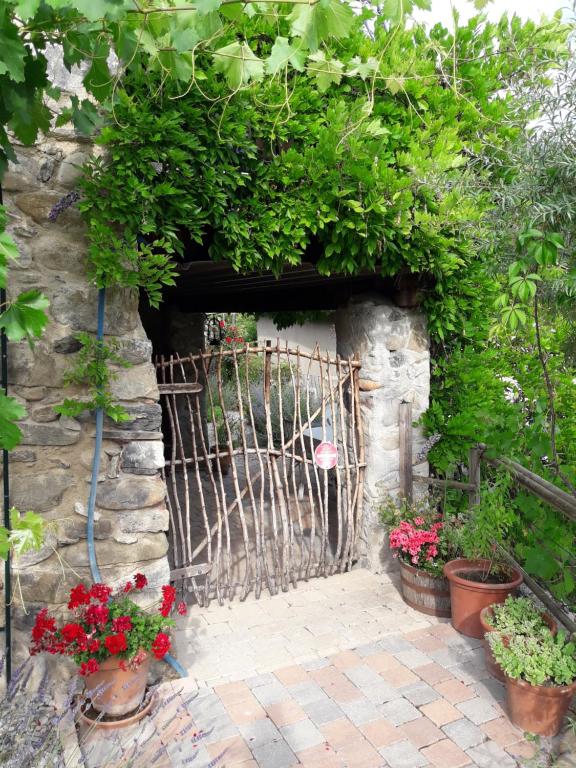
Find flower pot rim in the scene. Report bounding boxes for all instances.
[505,673,576,697]
[443,558,522,592]
[399,559,447,580]
[79,691,156,729]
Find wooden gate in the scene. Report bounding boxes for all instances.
[156,344,365,606]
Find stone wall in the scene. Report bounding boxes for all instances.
[335,294,430,572]
[3,129,170,618]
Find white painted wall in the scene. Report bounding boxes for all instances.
[257,315,337,356]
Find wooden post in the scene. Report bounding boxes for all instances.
[468,446,482,509]
[399,401,413,504]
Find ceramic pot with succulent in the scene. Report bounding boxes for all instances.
[442,491,523,638]
[479,596,557,681]
[30,574,188,723]
[489,630,576,737]
[381,495,451,618]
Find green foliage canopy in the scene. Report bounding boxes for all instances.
[80,10,568,345]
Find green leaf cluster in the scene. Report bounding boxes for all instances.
[485,595,553,638]
[0,508,45,560]
[80,11,567,339]
[489,631,576,687]
[54,332,131,422]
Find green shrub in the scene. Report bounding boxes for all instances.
[484,595,552,637]
[489,631,576,686]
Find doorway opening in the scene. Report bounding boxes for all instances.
[140,301,365,606]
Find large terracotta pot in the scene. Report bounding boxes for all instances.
[505,675,576,737]
[399,560,451,618]
[443,558,523,639]
[479,605,557,682]
[84,654,151,717]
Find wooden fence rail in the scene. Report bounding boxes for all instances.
[398,401,576,635]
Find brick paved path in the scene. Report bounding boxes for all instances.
[80,570,539,767]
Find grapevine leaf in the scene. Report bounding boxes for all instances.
[347,55,379,79]
[9,509,45,556]
[0,528,9,560]
[289,0,353,52]
[0,289,49,343]
[15,0,41,21]
[194,0,221,15]
[213,41,264,88]
[0,392,26,451]
[307,51,343,91]
[0,20,27,83]
[266,37,306,76]
[83,43,113,101]
[0,231,18,289]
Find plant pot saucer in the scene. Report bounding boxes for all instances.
[78,689,156,730]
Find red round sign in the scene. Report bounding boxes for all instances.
[314,441,338,470]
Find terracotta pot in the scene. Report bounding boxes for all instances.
[399,560,451,618]
[505,675,576,737]
[79,691,155,730]
[443,559,523,639]
[84,654,151,716]
[479,605,557,682]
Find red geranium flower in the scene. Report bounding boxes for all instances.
[85,604,109,626]
[104,632,128,655]
[112,615,132,633]
[177,601,187,616]
[88,639,100,653]
[68,584,91,610]
[151,632,171,659]
[90,583,113,604]
[79,658,99,676]
[61,623,86,644]
[123,581,134,593]
[31,608,56,643]
[134,573,148,590]
[160,585,176,617]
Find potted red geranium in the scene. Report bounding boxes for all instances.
[381,497,451,618]
[30,574,186,719]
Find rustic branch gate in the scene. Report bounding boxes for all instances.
[156,344,365,606]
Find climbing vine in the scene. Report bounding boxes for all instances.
[79,13,568,341]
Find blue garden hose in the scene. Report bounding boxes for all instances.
[86,287,187,678]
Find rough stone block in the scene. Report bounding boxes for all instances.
[110,364,159,401]
[117,338,153,365]
[121,441,164,475]
[61,533,168,567]
[116,505,169,534]
[11,470,75,512]
[15,191,83,226]
[31,233,87,275]
[56,151,89,188]
[19,420,81,446]
[96,475,166,510]
[51,284,139,335]
[104,403,162,432]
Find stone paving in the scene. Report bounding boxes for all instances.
[79,569,547,767]
[171,569,434,687]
